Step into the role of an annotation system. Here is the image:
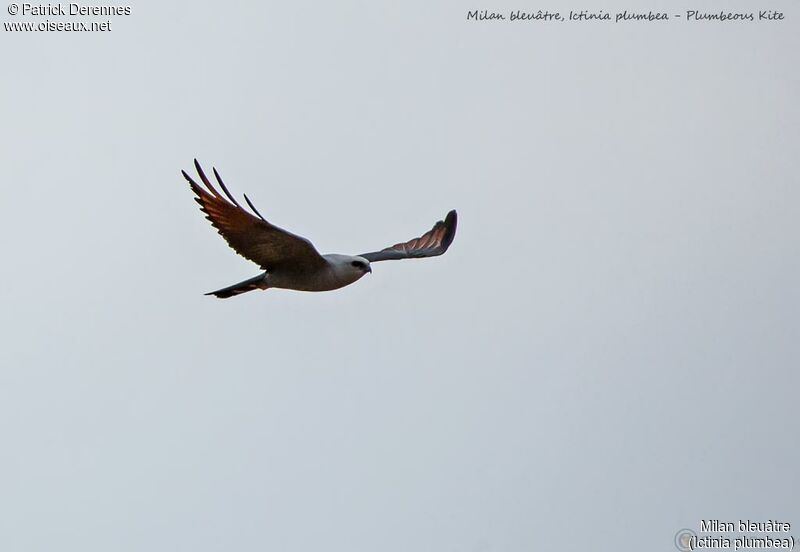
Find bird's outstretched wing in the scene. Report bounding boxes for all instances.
[360,210,458,263]
[183,160,328,272]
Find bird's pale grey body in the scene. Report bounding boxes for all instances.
[182,161,457,299]
[264,254,372,292]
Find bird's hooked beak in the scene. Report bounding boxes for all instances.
[366,264,372,274]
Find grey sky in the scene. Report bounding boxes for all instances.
[1,1,798,551]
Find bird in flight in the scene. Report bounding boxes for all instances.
[182,160,458,298]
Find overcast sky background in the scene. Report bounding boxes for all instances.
[1,1,798,551]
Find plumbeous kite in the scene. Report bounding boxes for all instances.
[182,160,458,298]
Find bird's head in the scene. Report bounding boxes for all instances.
[324,254,372,285]
[349,256,372,275]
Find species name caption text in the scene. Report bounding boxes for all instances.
[466,9,786,23]
[674,520,796,552]
[5,3,132,32]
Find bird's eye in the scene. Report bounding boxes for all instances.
[351,261,363,268]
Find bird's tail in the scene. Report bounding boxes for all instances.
[205,274,268,299]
